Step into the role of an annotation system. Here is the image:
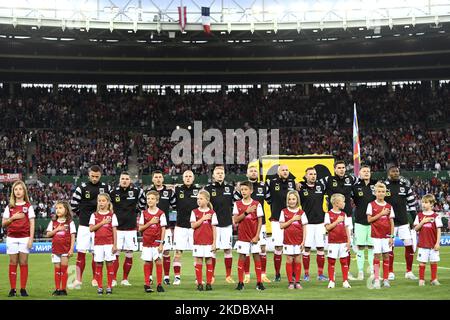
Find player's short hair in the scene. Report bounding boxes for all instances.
[421,194,436,205]
[360,165,371,170]
[213,165,225,172]
[334,160,346,168]
[89,165,102,173]
[374,182,386,191]
[120,171,130,176]
[330,193,345,205]
[239,181,253,190]
[247,165,258,170]
[152,170,163,177]
[388,165,399,172]
[305,167,315,173]
[286,190,301,208]
[146,190,160,200]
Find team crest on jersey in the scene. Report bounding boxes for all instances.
[316,186,321,192]
[288,182,293,188]
[163,191,169,197]
[193,189,199,196]
[128,191,134,198]
[99,188,105,194]
[258,188,263,194]
[400,187,405,193]
[370,185,375,191]
[275,184,280,191]
[85,191,90,199]
[23,207,28,213]
[345,178,350,184]
[115,196,120,202]
[225,186,230,193]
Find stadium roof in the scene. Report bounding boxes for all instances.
[1,0,450,84]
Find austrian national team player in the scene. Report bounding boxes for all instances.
[139,190,167,293]
[324,193,352,289]
[2,180,35,297]
[414,194,442,286]
[233,181,265,291]
[190,190,218,291]
[279,190,308,289]
[46,201,76,296]
[367,182,395,289]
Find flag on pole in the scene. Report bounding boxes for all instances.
[353,103,361,176]
[178,6,187,32]
[201,7,211,33]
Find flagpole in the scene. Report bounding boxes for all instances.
[353,102,361,177]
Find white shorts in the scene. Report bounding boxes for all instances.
[305,223,326,249]
[192,245,215,258]
[173,226,193,251]
[93,245,116,262]
[417,248,440,263]
[51,253,69,264]
[394,224,413,246]
[6,237,29,255]
[270,221,284,247]
[259,224,267,246]
[216,225,233,250]
[236,240,261,255]
[76,225,94,252]
[327,243,349,259]
[163,229,174,251]
[283,244,302,255]
[117,230,138,252]
[141,246,162,262]
[372,238,392,254]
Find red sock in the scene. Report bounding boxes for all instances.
[156,263,163,285]
[274,252,282,275]
[163,255,171,277]
[254,258,262,283]
[195,263,203,285]
[106,264,114,288]
[373,258,380,280]
[383,258,390,280]
[260,253,267,274]
[294,260,302,282]
[54,267,61,290]
[317,253,325,276]
[419,264,425,281]
[286,261,293,283]
[95,264,103,289]
[91,257,96,280]
[76,252,86,282]
[206,263,213,285]
[431,263,438,281]
[340,257,349,282]
[244,256,250,275]
[61,265,68,290]
[173,261,181,277]
[211,258,216,274]
[123,257,133,280]
[224,255,233,277]
[347,253,351,270]
[388,250,394,273]
[113,256,119,280]
[405,246,414,273]
[303,254,310,276]
[238,258,245,283]
[9,264,17,289]
[20,265,28,289]
[144,262,151,286]
[328,258,336,282]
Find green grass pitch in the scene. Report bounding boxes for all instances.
[0,247,448,300]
